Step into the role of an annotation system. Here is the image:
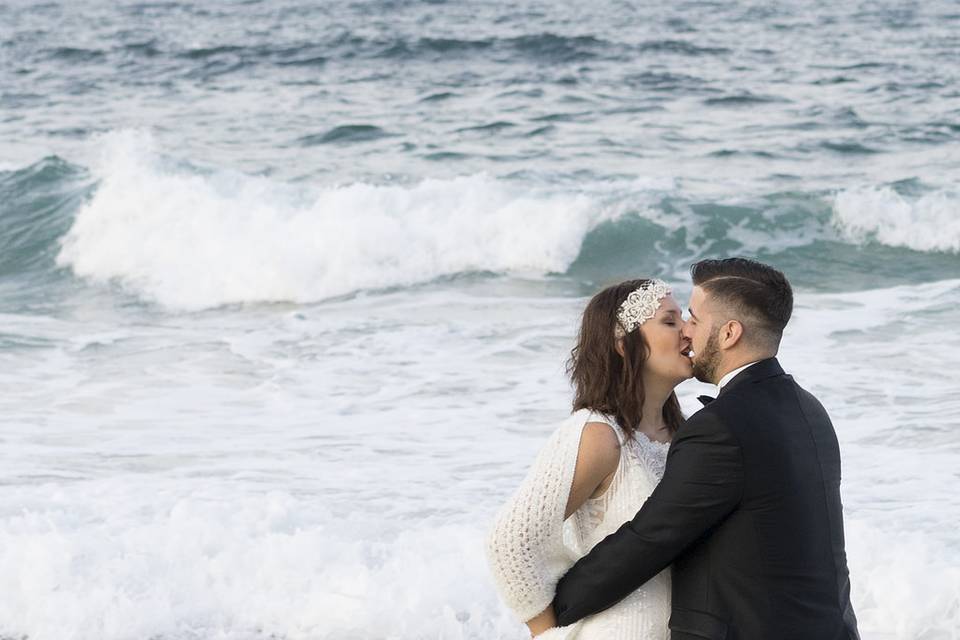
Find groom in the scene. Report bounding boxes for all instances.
[552,258,860,639]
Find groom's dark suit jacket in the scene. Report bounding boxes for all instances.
[553,358,860,639]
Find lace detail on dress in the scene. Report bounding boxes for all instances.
[623,433,669,483]
[579,497,607,533]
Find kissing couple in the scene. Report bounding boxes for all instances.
[487,258,861,640]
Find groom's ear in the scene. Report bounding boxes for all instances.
[718,319,744,350]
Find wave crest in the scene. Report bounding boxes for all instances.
[832,185,960,253]
[56,132,602,310]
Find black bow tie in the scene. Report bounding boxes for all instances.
[697,395,715,406]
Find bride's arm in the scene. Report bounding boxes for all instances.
[487,419,620,636]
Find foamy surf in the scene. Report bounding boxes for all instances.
[27,133,960,313]
[832,185,960,253]
[0,465,956,640]
[56,132,604,310]
[1,281,958,639]
[0,485,514,640]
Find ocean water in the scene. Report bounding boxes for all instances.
[1,1,958,638]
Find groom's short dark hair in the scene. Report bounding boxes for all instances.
[691,257,793,349]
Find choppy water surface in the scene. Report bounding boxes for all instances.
[1,1,958,638]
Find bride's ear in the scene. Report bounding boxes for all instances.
[614,337,625,357]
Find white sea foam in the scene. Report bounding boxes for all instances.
[783,280,960,640]
[56,132,608,310]
[832,185,960,253]
[1,281,959,639]
[0,483,517,640]
[1,492,955,640]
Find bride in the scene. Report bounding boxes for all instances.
[486,279,693,638]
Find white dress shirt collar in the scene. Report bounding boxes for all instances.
[717,361,761,394]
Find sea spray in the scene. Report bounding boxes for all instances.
[833,185,960,253]
[57,133,604,310]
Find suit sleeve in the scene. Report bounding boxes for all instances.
[553,411,743,626]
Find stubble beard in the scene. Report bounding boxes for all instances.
[691,328,722,384]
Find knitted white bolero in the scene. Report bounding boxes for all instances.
[486,408,671,639]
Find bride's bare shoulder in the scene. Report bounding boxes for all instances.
[563,421,621,518]
[579,421,622,456]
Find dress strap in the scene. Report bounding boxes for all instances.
[584,410,625,446]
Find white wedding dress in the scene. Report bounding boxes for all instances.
[487,409,671,639]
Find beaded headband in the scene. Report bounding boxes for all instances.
[614,279,672,339]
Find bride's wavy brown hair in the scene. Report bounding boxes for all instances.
[566,279,684,440]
